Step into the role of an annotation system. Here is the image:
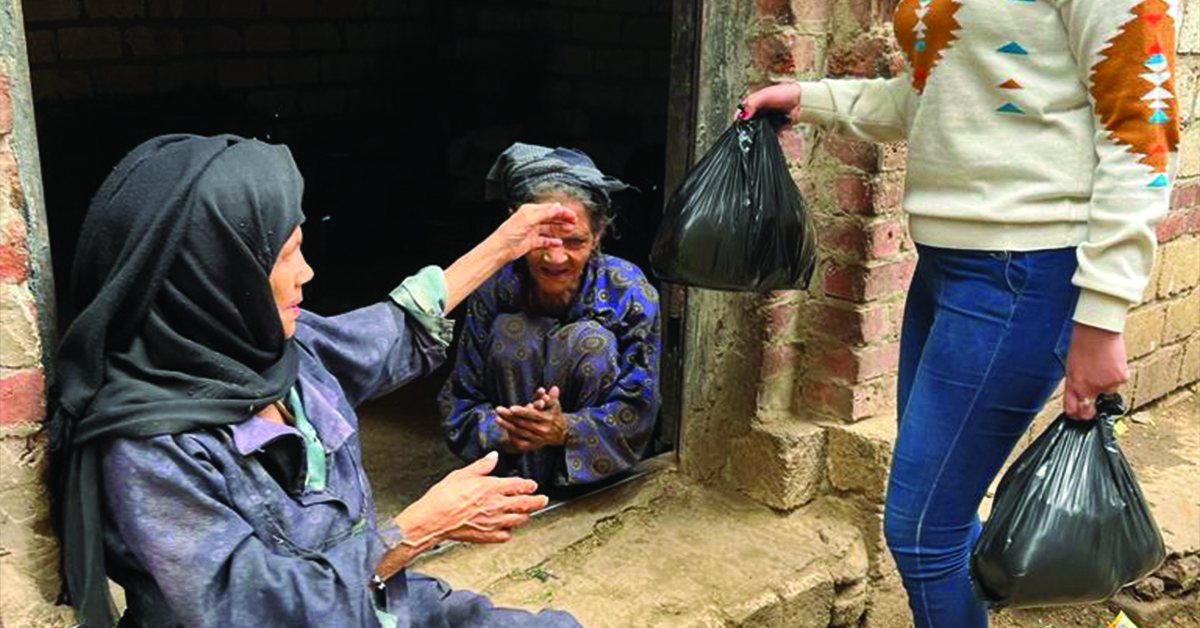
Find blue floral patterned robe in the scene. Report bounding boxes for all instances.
[440,254,661,486]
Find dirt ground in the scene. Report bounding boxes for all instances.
[359,378,1198,628]
[992,603,1200,628]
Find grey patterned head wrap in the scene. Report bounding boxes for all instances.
[485,142,634,209]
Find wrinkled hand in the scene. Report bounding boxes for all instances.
[394,452,548,547]
[1063,323,1128,420]
[496,386,567,452]
[491,203,577,263]
[738,83,802,121]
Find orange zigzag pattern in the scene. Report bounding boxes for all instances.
[894,0,962,93]
[1092,0,1178,175]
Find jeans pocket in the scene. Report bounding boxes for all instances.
[1002,253,1029,296]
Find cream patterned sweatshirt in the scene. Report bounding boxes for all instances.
[796,0,1181,332]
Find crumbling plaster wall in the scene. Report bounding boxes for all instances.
[1,1,71,626]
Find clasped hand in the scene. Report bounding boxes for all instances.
[495,386,568,453]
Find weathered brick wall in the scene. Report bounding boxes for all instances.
[748,0,1199,430]
[1,2,72,626]
[710,0,1198,560]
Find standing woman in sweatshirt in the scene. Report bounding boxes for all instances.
[742,0,1180,626]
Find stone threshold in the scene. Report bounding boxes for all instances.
[413,467,882,628]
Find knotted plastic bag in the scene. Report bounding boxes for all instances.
[971,394,1165,608]
[650,115,817,291]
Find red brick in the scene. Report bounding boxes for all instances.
[806,376,897,421]
[0,368,45,425]
[1172,183,1199,211]
[791,0,830,27]
[188,26,242,55]
[874,173,905,215]
[761,341,805,380]
[125,27,185,57]
[85,0,145,18]
[26,31,58,65]
[844,0,874,31]
[868,219,906,258]
[753,33,798,75]
[93,64,156,95]
[823,258,916,302]
[825,134,879,172]
[246,24,292,53]
[820,341,900,382]
[756,0,794,22]
[211,0,263,18]
[58,27,123,60]
[764,300,801,340]
[0,245,28,283]
[1,143,23,210]
[1186,209,1200,236]
[836,174,874,214]
[778,125,809,167]
[24,0,80,21]
[0,73,12,136]
[1158,212,1185,242]
[268,0,316,17]
[318,0,363,18]
[362,0,403,18]
[295,23,341,51]
[826,219,865,257]
[827,35,890,78]
[818,302,895,344]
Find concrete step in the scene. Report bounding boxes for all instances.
[414,470,878,628]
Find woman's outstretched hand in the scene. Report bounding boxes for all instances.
[739,83,803,121]
[1063,323,1128,420]
[391,451,546,548]
[376,453,546,579]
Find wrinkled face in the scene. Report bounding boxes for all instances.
[269,226,315,339]
[523,197,597,301]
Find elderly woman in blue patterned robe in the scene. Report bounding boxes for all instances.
[440,144,661,487]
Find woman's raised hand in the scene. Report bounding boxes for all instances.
[394,452,548,547]
[444,203,578,313]
[493,202,578,262]
[738,83,803,121]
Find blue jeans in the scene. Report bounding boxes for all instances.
[885,245,1079,628]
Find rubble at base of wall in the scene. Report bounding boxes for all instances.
[1116,553,1200,627]
[0,425,76,628]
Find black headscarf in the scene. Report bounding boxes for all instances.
[484,142,633,211]
[46,134,306,627]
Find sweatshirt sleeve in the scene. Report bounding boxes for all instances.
[794,76,916,144]
[1056,0,1180,332]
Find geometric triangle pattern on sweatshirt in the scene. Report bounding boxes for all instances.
[895,0,964,93]
[1091,0,1179,186]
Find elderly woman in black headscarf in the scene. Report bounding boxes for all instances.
[47,135,584,628]
[439,143,661,488]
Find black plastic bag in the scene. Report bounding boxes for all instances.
[972,394,1165,608]
[650,115,818,291]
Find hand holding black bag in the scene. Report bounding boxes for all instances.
[650,115,818,291]
[971,394,1166,608]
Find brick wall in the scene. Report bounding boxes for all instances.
[711,0,1199,521]
[1,2,73,625]
[748,0,1199,427]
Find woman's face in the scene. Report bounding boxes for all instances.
[269,226,314,339]
[523,197,597,302]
